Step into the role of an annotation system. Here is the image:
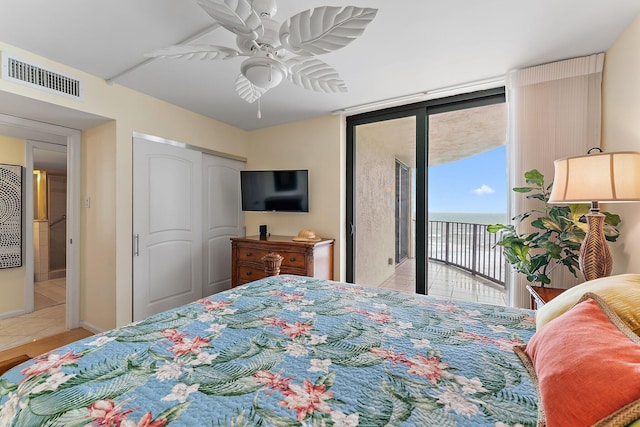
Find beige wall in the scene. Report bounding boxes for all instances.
[245,115,345,280]
[354,122,397,286]
[0,135,26,314]
[602,15,640,275]
[80,121,117,330]
[0,42,250,329]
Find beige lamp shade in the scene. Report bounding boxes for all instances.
[549,151,640,203]
[548,150,640,281]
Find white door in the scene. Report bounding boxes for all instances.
[133,137,203,321]
[202,154,245,296]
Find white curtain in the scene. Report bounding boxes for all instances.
[505,53,605,308]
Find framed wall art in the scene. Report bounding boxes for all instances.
[0,163,23,268]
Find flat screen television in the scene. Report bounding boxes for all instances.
[241,169,309,212]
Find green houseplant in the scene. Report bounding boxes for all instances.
[487,169,621,286]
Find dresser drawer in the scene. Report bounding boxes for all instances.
[238,247,306,269]
[237,265,268,283]
[278,251,306,269]
[237,248,271,263]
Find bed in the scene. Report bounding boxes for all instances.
[0,275,539,426]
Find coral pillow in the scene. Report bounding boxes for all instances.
[536,274,640,335]
[515,293,640,427]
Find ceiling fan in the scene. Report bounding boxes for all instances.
[146,0,378,116]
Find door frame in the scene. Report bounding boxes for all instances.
[346,88,506,294]
[0,113,80,328]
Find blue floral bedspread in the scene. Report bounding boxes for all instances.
[0,275,538,426]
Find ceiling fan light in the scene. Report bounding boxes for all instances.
[241,56,287,89]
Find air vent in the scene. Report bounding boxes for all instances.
[1,52,83,99]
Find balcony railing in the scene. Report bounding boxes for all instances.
[427,220,506,286]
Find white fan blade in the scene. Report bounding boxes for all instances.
[280,6,378,56]
[145,44,241,60]
[288,58,347,93]
[197,0,263,40]
[235,73,267,103]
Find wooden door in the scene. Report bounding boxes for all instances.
[133,137,203,321]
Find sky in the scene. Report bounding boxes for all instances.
[428,145,507,213]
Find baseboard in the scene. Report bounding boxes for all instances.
[0,309,28,321]
[79,321,104,334]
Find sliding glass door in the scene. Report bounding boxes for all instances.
[346,88,505,295]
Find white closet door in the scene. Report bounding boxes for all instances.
[202,154,245,296]
[133,137,203,321]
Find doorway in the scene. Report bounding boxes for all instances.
[32,142,68,317]
[0,115,81,328]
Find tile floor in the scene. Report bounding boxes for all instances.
[0,278,67,352]
[0,261,505,353]
[377,258,507,306]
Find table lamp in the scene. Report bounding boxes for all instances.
[548,149,640,281]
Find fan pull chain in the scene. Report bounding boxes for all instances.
[257,98,262,119]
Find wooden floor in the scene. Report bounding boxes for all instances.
[0,328,93,374]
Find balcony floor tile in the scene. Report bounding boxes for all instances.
[377,259,506,306]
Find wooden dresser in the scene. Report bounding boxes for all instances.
[231,235,334,287]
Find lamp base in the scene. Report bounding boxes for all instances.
[579,212,612,281]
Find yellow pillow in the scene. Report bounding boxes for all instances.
[536,274,640,335]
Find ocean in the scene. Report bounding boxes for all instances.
[428,212,507,225]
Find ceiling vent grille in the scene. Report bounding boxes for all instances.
[1,52,83,99]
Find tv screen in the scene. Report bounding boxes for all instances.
[241,170,309,212]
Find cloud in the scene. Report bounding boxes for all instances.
[472,184,495,196]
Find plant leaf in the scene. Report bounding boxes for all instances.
[603,212,622,226]
[487,224,508,233]
[524,169,544,187]
[526,193,546,201]
[512,187,533,193]
[569,204,590,221]
[539,217,563,232]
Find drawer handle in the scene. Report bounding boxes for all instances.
[289,257,296,262]
[246,271,252,276]
[246,252,252,257]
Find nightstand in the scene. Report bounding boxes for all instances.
[526,285,566,309]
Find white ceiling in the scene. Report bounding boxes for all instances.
[0,1,639,131]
